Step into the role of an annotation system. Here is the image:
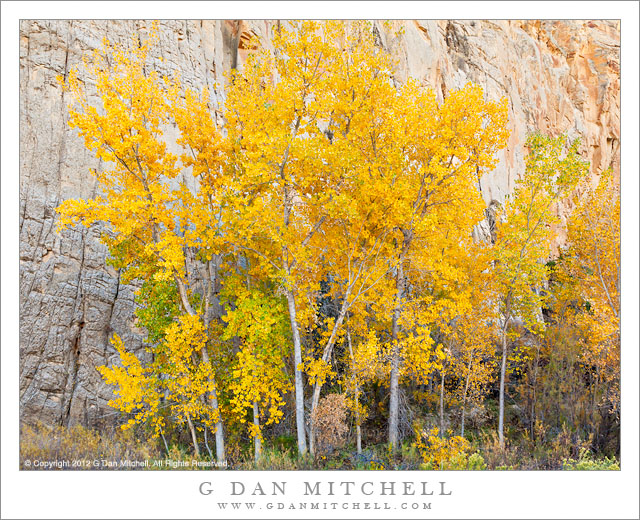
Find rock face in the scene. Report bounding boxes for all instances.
[19,20,620,428]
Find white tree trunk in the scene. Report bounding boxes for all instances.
[389,257,405,450]
[461,358,472,437]
[211,385,226,462]
[498,326,508,448]
[253,401,262,463]
[186,414,200,457]
[347,329,362,455]
[285,287,307,456]
[439,371,446,435]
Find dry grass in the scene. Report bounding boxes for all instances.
[20,422,159,470]
[20,420,618,471]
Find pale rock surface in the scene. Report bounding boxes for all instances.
[19,20,619,427]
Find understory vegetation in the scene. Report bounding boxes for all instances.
[20,420,618,470]
[40,20,620,470]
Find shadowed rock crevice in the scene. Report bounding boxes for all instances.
[63,319,83,426]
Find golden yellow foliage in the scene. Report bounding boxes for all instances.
[413,426,473,470]
[55,21,615,462]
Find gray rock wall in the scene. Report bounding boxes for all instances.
[19,20,619,428]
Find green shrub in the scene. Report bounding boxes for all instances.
[563,449,619,470]
[467,452,488,470]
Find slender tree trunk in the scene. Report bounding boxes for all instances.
[253,401,262,463]
[389,255,405,450]
[285,287,307,456]
[186,414,201,457]
[175,269,226,462]
[461,402,466,438]
[309,305,349,455]
[439,370,446,435]
[210,385,225,462]
[309,415,315,456]
[346,328,362,455]
[160,433,170,456]
[389,347,400,449]
[203,427,213,459]
[279,138,307,457]
[461,358,472,437]
[200,345,225,463]
[592,369,600,431]
[531,343,541,438]
[498,325,508,448]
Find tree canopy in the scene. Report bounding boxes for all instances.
[56,21,617,467]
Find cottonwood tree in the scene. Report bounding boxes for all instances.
[375,85,508,450]
[418,235,499,437]
[298,23,409,455]
[339,321,387,454]
[57,30,229,460]
[492,133,588,447]
[553,169,620,420]
[221,22,511,454]
[221,278,292,462]
[57,21,520,460]
[220,21,355,455]
[448,300,498,437]
[220,21,411,455]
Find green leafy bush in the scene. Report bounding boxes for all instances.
[563,449,619,470]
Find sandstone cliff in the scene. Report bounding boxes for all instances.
[19,20,619,428]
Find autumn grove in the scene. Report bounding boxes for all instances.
[33,21,619,470]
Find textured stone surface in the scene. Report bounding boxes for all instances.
[19,20,619,428]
